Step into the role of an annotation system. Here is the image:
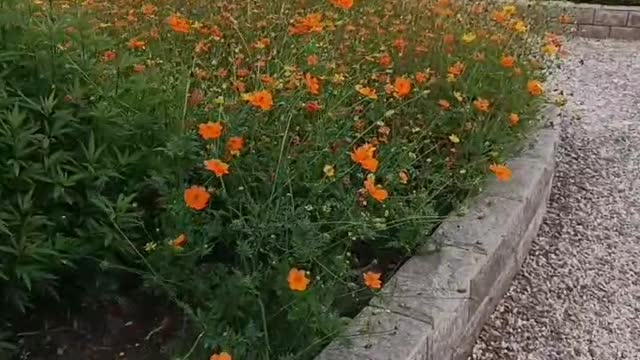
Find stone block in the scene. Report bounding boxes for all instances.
[610,26,640,40]
[574,7,595,24]
[627,11,640,27]
[594,9,629,26]
[578,24,610,38]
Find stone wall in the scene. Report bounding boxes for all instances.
[572,3,640,39]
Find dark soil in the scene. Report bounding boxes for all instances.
[13,295,177,360]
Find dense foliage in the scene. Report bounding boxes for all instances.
[0,0,569,358]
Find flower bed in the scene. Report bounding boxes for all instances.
[1,0,568,358]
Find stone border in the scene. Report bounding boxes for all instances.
[547,1,640,39]
[315,105,562,360]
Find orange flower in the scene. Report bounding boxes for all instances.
[188,89,204,107]
[351,143,378,172]
[393,77,411,98]
[355,85,377,100]
[438,99,451,110]
[399,170,410,184]
[184,186,210,210]
[304,73,321,95]
[167,15,190,34]
[288,268,310,291]
[492,10,508,24]
[246,90,273,110]
[199,122,223,140]
[330,0,353,9]
[559,14,572,24]
[415,72,428,84]
[443,33,455,45]
[226,136,244,156]
[253,38,270,49]
[448,62,465,78]
[527,80,544,96]
[133,64,146,74]
[102,50,117,62]
[141,4,157,17]
[195,41,211,54]
[489,164,512,182]
[473,98,490,112]
[509,113,520,126]
[379,54,392,68]
[364,175,388,202]
[500,55,515,68]
[210,352,232,360]
[393,38,408,53]
[363,271,382,289]
[289,13,323,35]
[128,39,146,50]
[307,55,319,66]
[169,234,188,249]
[204,159,230,177]
[306,101,321,113]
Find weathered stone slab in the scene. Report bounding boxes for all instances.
[594,9,629,26]
[629,11,640,27]
[610,26,640,40]
[575,7,596,24]
[578,24,611,38]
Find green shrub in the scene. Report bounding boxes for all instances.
[0,0,188,315]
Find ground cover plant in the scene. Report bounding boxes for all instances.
[1,0,569,358]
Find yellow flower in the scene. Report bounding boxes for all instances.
[542,43,559,56]
[502,5,517,15]
[513,21,528,33]
[323,164,336,178]
[355,85,378,100]
[461,32,476,43]
[449,134,460,144]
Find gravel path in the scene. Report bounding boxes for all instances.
[471,38,640,360]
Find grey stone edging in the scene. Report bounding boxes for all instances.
[315,105,562,360]
[544,1,640,40]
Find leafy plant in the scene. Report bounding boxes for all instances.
[0,0,186,321]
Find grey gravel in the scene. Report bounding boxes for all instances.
[471,38,640,360]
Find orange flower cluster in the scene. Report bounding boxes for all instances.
[489,164,512,182]
[167,14,190,33]
[305,73,321,95]
[245,90,274,110]
[473,98,490,112]
[393,77,411,98]
[288,268,310,291]
[289,13,324,35]
[210,352,232,360]
[364,175,388,202]
[363,271,382,289]
[351,143,378,172]
[330,0,354,9]
[184,185,210,210]
[527,80,544,96]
